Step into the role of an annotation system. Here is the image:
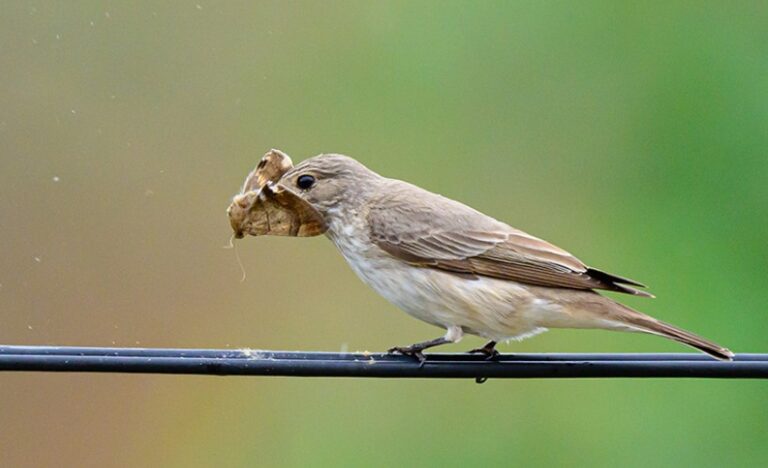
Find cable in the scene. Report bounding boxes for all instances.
[0,345,766,382]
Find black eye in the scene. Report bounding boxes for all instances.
[296,174,315,190]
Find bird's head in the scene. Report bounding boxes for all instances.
[227,149,379,239]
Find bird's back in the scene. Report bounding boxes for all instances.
[366,177,651,297]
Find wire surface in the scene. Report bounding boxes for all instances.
[0,345,766,380]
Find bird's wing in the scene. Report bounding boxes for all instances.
[367,182,651,297]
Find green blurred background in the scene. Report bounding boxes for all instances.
[1,1,766,466]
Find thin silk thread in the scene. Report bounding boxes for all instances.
[224,234,247,282]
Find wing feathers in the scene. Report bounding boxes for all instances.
[368,183,651,297]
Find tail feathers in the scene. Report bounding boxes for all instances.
[623,314,734,361]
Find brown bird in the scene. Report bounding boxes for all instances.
[228,149,733,361]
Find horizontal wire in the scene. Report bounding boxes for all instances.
[0,345,766,381]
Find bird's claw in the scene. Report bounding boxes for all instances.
[388,346,427,364]
[468,346,500,361]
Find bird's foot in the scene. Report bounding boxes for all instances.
[387,335,453,366]
[387,345,427,364]
[467,341,500,361]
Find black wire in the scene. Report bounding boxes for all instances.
[0,345,766,381]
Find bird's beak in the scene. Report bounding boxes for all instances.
[227,149,328,238]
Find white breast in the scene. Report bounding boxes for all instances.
[325,215,551,341]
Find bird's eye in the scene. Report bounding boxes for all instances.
[296,174,315,190]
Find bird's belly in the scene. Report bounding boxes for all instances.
[334,238,550,341]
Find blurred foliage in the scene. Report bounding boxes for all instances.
[0,1,766,467]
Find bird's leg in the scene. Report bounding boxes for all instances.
[387,337,449,363]
[467,340,500,360]
[388,326,463,363]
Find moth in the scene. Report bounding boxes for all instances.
[228,149,327,239]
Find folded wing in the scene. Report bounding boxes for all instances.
[368,183,651,297]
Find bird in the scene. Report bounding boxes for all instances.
[228,149,733,362]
